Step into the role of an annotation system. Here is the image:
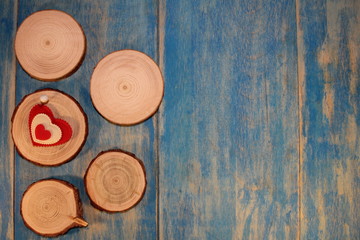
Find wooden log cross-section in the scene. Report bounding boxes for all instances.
[85,150,147,212]
[21,179,87,237]
[11,89,88,166]
[14,9,86,81]
[90,50,164,125]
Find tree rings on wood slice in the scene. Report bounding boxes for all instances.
[21,179,88,237]
[90,50,164,125]
[12,89,88,166]
[84,150,147,212]
[15,10,86,81]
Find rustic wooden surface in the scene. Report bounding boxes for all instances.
[298,0,360,239]
[0,0,359,239]
[159,0,300,239]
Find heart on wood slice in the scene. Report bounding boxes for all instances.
[29,104,72,146]
[35,124,52,140]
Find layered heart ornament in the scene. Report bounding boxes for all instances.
[29,104,72,146]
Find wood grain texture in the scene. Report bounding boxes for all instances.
[14,10,86,81]
[90,50,164,125]
[13,0,158,239]
[159,0,299,239]
[0,0,17,239]
[297,0,360,239]
[21,179,87,237]
[84,150,147,213]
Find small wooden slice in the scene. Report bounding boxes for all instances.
[15,10,86,81]
[84,150,147,212]
[90,50,164,125]
[12,89,88,166]
[21,179,88,237]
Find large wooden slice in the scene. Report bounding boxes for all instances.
[21,179,88,237]
[12,89,88,166]
[84,150,147,212]
[15,10,86,81]
[90,50,164,125]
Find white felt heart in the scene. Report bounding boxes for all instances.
[31,114,62,145]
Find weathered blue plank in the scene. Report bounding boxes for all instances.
[13,0,158,239]
[0,0,17,239]
[298,0,360,239]
[159,0,299,239]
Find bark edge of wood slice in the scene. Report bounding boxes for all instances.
[21,179,88,237]
[90,49,164,125]
[11,88,88,166]
[15,9,86,81]
[84,149,147,212]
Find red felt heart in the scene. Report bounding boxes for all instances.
[35,124,52,140]
[29,104,72,146]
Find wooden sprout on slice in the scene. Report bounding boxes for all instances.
[21,179,87,237]
[85,150,147,212]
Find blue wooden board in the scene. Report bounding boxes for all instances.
[297,0,360,238]
[0,0,359,239]
[0,0,16,239]
[159,0,299,239]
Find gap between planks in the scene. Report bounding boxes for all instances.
[11,0,19,239]
[156,0,166,239]
[295,0,304,239]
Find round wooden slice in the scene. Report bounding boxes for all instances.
[21,179,88,237]
[90,50,164,125]
[15,10,86,81]
[84,150,147,212]
[12,89,88,166]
